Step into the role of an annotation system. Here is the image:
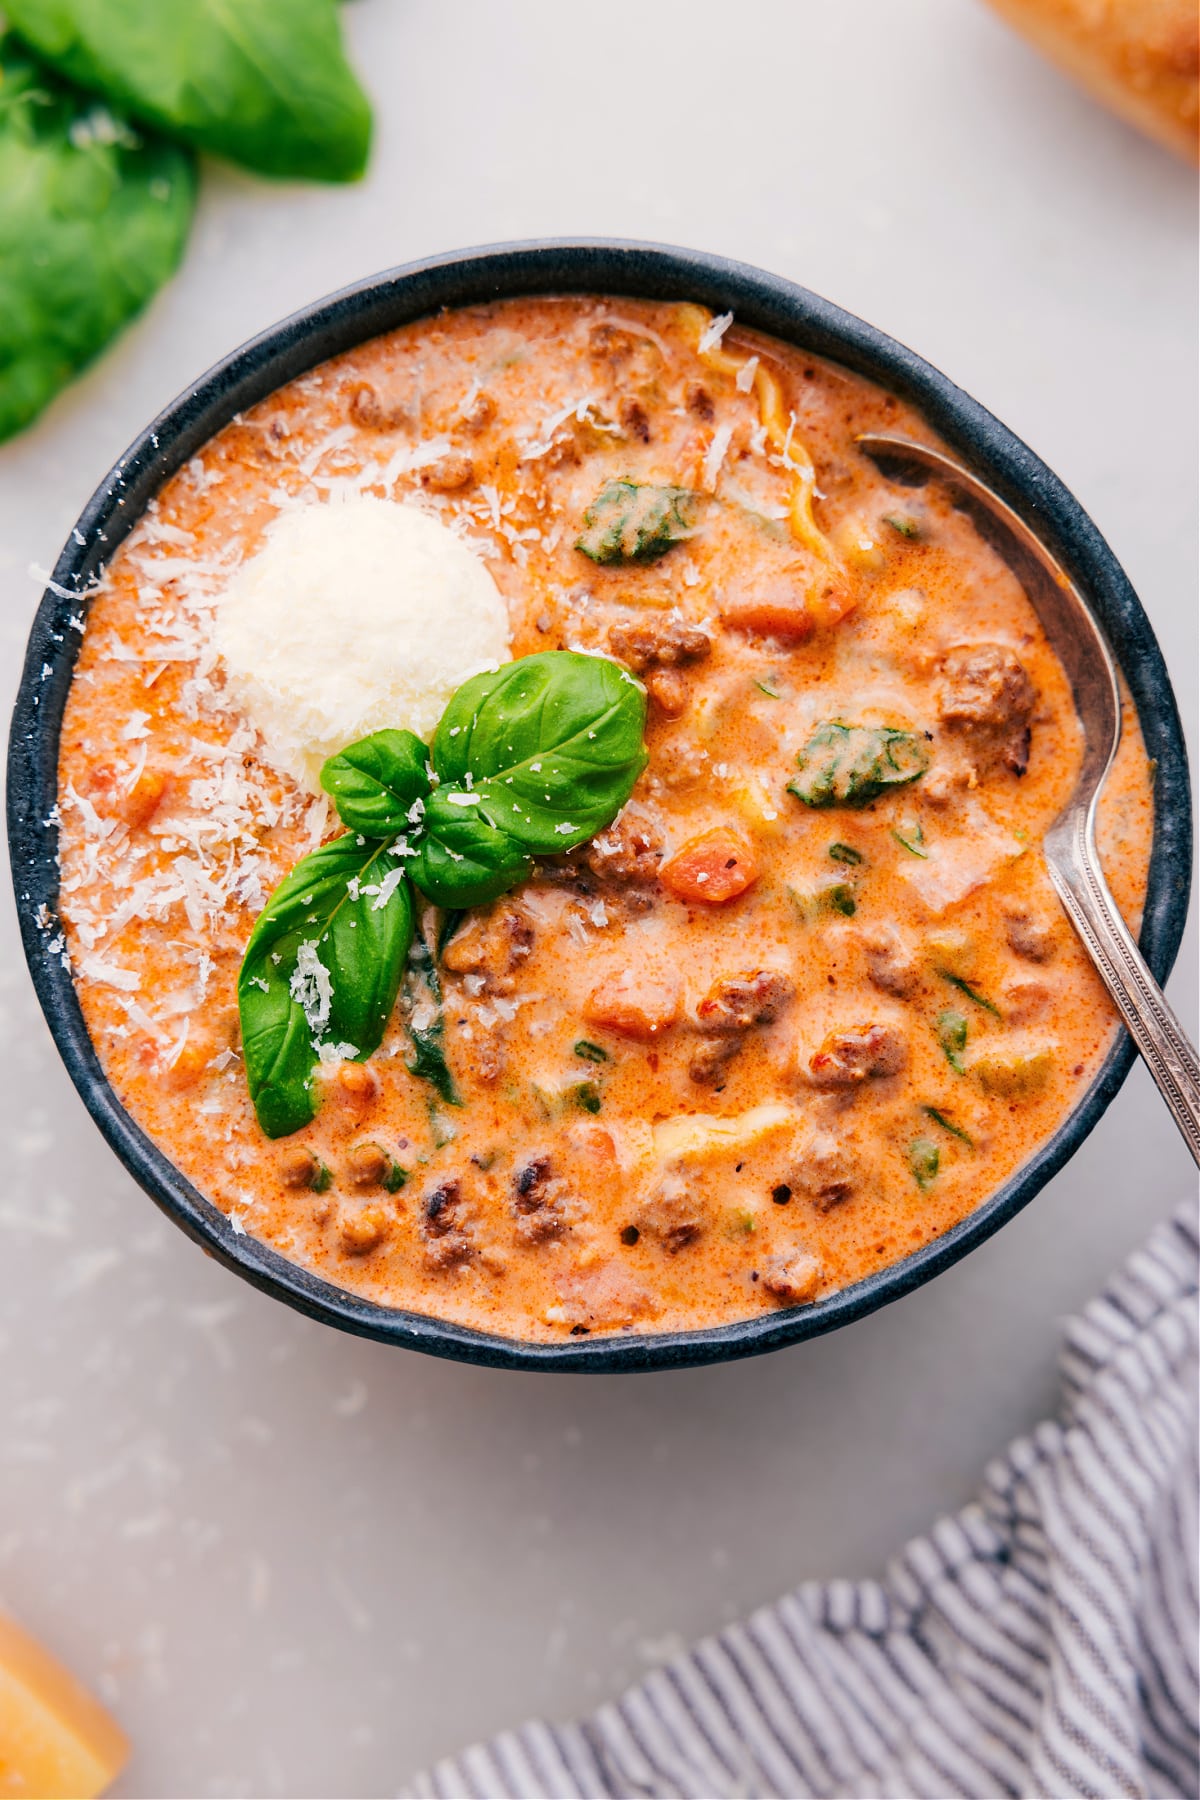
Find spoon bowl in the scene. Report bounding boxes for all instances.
[858,432,1200,1164]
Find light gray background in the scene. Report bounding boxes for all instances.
[0,3,1195,1795]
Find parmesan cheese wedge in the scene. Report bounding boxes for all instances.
[213,496,511,791]
[0,1613,128,1799]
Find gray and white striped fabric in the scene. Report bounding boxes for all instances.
[409,1204,1199,1800]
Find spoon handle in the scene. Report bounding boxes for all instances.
[1048,815,1200,1166]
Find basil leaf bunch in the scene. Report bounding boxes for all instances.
[4,0,371,180]
[238,653,647,1138]
[0,35,196,442]
[1,2,370,441]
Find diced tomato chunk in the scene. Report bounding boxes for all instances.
[807,581,858,630]
[660,828,760,904]
[720,591,814,641]
[583,971,681,1040]
[722,573,855,639]
[164,1031,215,1088]
[80,761,168,828]
[121,767,168,829]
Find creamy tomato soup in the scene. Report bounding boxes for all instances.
[55,296,1153,1342]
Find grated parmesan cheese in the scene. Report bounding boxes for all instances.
[702,424,734,493]
[697,312,734,355]
[290,940,332,1038]
[212,497,511,791]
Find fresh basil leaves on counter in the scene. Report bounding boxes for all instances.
[0,36,195,443]
[240,652,648,1138]
[0,1,371,441]
[4,0,372,181]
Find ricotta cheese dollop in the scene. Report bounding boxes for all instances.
[212,496,511,792]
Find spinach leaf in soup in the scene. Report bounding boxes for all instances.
[0,36,195,443]
[321,728,431,837]
[416,652,648,896]
[4,0,372,181]
[788,721,930,809]
[402,936,461,1109]
[576,479,698,563]
[238,834,413,1139]
[939,969,1002,1019]
[923,1105,974,1148]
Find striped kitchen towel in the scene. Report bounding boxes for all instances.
[408,1203,1199,1800]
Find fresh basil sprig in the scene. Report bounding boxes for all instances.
[0,35,195,443]
[239,652,647,1137]
[5,0,372,181]
[408,795,532,911]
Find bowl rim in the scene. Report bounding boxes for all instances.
[8,237,1192,1373]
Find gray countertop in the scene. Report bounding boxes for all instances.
[0,3,1194,1794]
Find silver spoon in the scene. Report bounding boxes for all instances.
[857,432,1199,1165]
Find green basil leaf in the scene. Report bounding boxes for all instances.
[576,479,698,563]
[5,0,372,181]
[238,834,413,1138]
[320,729,431,836]
[427,651,647,856]
[0,36,195,443]
[409,790,531,909]
[788,721,929,809]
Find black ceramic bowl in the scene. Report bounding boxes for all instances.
[8,241,1192,1372]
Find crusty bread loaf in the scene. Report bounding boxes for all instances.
[983,0,1199,161]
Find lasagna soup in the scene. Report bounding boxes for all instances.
[55,296,1154,1341]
